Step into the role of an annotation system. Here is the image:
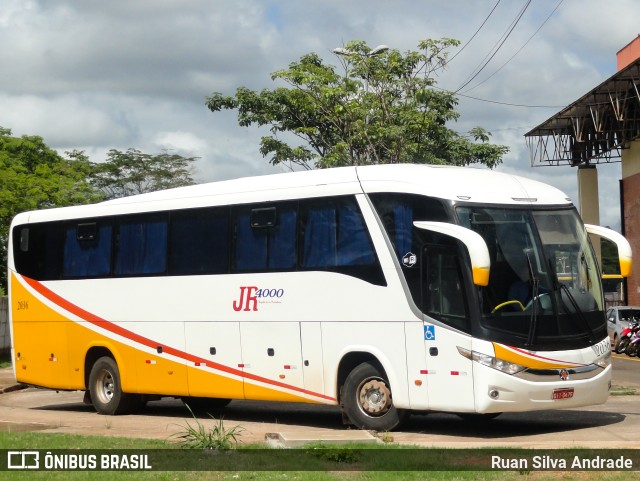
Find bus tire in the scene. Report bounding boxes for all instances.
[342,361,407,431]
[89,356,136,415]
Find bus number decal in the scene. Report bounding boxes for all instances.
[233,286,285,312]
[591,337,610,357]
[17,300,29,311]
[255,288,284,299]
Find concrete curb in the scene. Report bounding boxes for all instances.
[265,430,380,448]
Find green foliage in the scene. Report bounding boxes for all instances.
[0,128,102,291]
[206,38,509,170]
[90,148,198,200]
[0,128,200,292]
[172,405,244,450]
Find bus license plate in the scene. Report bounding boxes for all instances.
[552,388,574,400]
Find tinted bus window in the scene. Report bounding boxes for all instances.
[300,197,384,285]
[370,193,451,259]
[301,199,375,268]
[234,204,297,271]
[371,193,455,316]
[422,242,470,333]
[170,209,229,275]
[62,222,112,278]
[115,216,168,276]
[12,223,65,281]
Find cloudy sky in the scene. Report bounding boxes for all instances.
[2,0,638,229]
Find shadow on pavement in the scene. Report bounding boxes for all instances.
[31,394,626,439]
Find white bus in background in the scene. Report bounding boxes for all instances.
[7,164,631,431]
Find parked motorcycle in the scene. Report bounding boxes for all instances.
[616,320,640,354]
[624,322,640,357]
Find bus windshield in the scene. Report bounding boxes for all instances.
[457,206,605,351]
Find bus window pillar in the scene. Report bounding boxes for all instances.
[578,165,601,263]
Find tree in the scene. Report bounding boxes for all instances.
[90,148,198,200]
[206,38,509,170]
[0,127,102,292]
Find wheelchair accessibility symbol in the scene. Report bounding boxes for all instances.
[424,325,436,341]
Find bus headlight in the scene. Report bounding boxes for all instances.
[457,347,526,375]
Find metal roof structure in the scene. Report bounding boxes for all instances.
[525,58,640,167]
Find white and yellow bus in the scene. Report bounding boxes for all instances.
[7,164,632,430]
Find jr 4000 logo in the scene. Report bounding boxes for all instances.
[232,286,285,312]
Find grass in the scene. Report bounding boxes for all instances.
[610,386,638,396]
[171,405,245,450]
[0,432,637,481]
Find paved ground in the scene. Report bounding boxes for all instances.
[0,363,639,448]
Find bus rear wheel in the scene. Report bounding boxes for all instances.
[89,356,142,415]
[341,361,407,431]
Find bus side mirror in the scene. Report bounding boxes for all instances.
[413,221,491,286]
[585,224,633,278]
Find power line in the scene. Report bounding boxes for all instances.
[446,0,502,65]
[433,85,565,109]
[457,90,564,109]
[455,0,532,94]
[460,0,564,94]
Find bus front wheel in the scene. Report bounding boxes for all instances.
[341,361,407,431]
[89,356,140,415]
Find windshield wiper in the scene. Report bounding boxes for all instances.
[525,249,539,348]
[559,284,598,343]
[547,259,597,343]
[581,252,592,289]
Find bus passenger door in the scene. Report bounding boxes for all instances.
[421,243,475,412]
[185,321,245,400]
[240,322,305,401]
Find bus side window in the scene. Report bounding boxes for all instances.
[369,193,450,260]
[234,204,297,272]
[169,208,230,275]
[300,198,375,268]
[299,196,384,285]
[19,228,29,252]
[268,208,297,269]
[114,216,168,276]
[12,222,65,281]
[235,209,267,271]
[423,243,470,333]
[62,222,112,278]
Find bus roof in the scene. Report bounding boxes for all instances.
[13,164,572,224]
[356,164,571,205]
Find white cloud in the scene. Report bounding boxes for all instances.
[0,94,134,146]
[0,0,637,229]
[151,131,207,156]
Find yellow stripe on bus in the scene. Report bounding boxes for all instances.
[11,272,322,404]
[493,343,582,370]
